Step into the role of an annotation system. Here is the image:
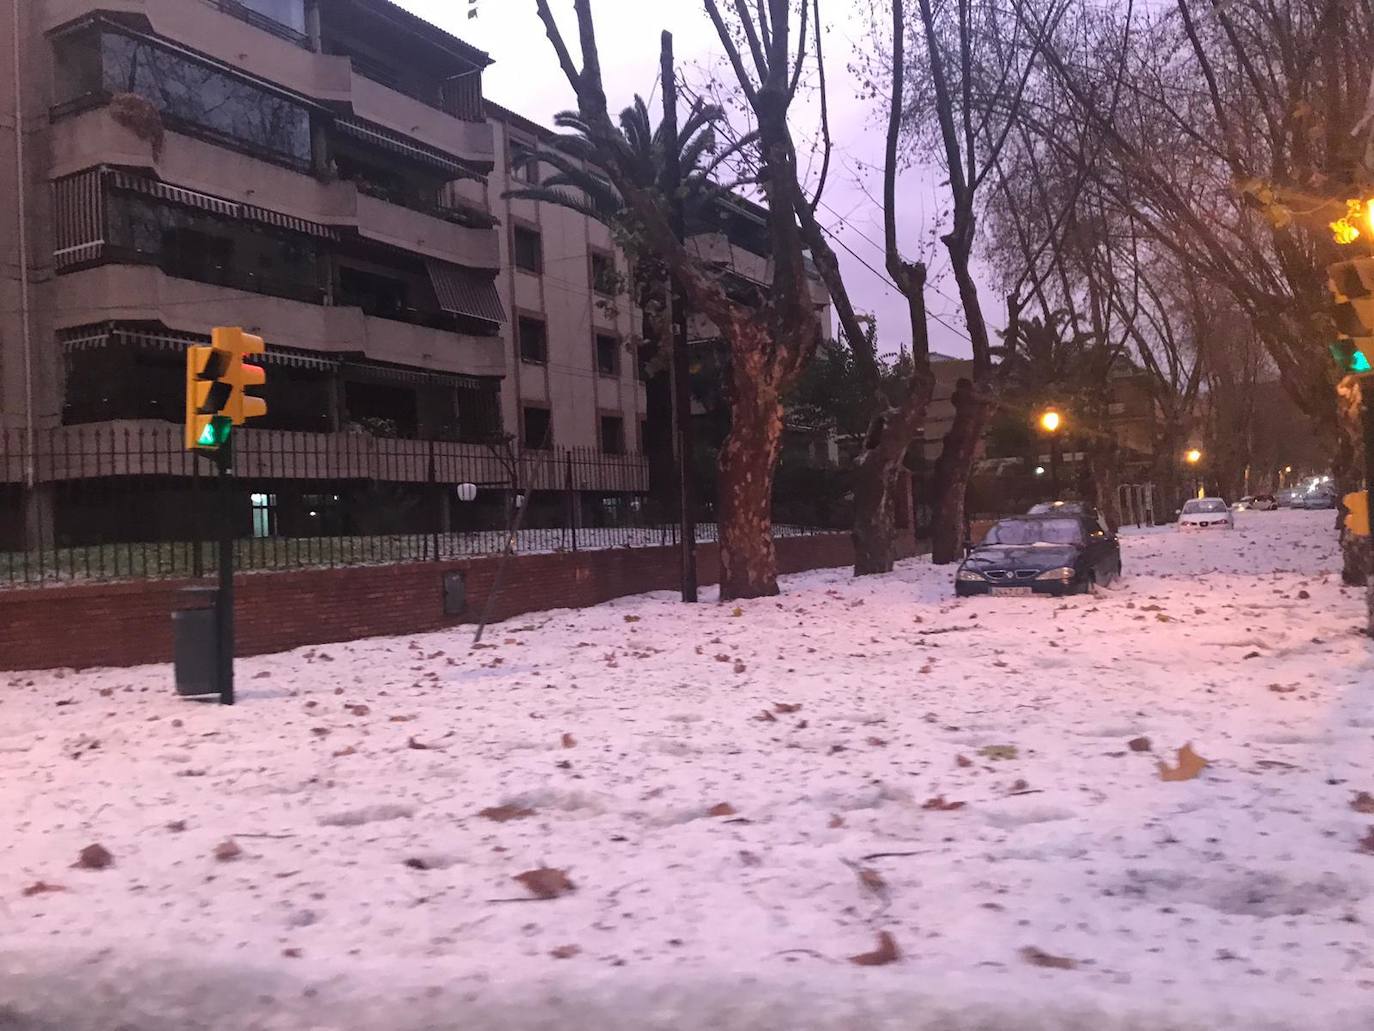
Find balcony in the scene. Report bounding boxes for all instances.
[689,232,831,306]
[320,182,499,268]
[349,74,495,168]
[54,264,505,378]
[42,0,354,105]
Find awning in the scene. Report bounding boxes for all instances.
[333,117,478,179]
[425,260,505,325]
[60,323,340,371]
[107,169,338,240]
[341,360,495,391]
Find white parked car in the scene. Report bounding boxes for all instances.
[1178,497,1234,530]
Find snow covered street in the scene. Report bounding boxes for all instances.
[3,509,1373,1030]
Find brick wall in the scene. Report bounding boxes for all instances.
[0,532,919,671]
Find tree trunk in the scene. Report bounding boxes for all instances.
[638,277,675,517]
[717,355,784,600]
[1088,433,1122,533]
[930,379,989,564]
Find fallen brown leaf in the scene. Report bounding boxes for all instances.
[855,866,886,895]
[623,615,641,623]
[332,745,358,758]
[479,804,536,822]
[1351,792,1374,814]
[1157,743,1210,782]
[707,803,737,817]
[1359,828,1374,854]
[828,814,845,829]
[407,736,431,750]
[1128,736,1152,752]
[282,947,302,958]
[561,733,576,749]
[73,844,112,870]
[955,754,973,768]
[849,931,900,966]
[752,710,777,723]
[774,702,802,714]
[922,796,965,811]
[212,839,243,862]
[1021,946,1078,970]
[346,704,370,717]
[21,881,66,897]
[733,661,747,674]
[866,737,888,747]
[514,867,575,899]
[165,819,188,833]
[549,944,581,959]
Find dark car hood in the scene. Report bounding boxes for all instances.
[962,544,1081,572]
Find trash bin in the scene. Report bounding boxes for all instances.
[173,586,219,697]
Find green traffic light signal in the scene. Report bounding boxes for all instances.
[196,416,232,448]
[1329,342,1372,375]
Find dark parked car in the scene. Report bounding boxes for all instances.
[956,514,1122,597]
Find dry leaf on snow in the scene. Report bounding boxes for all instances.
[955,754,973,768]
[1358,827,1374,855]
[514,867,575,900]
[407,736,432,750]
[561,733,576,749]
[752,710,778,723]
[922,796,965,811]
[479,804,536,822]
[1021,945,1078,970]
[1127,737,1152,752]
[623,615,641,623]
[21,881,66,897]
[774,702,802,714]
[707,803,737,817]
[549,944,581,959]
[1158,743,1209,782]
[849,931,900,966]
[855,866,887,896]
[979,745,1018,761]
[212,839,243,862]
[73,844,112,870]
[1350,792,1374,814]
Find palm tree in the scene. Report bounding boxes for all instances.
[503,98,725,513]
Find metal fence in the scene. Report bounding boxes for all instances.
[0,422,839,587]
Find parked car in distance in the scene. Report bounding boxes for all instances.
[1275,489,1303,508]
[1250,494,1278,511]
[1294,488,1337,510]
[1233,496,1255,511]
[1178,497,1234,530]
[956,514,1121,597]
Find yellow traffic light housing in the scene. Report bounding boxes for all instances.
[1345,492,1371,537]
[184,327,269,451]
[1327,257,1374,377]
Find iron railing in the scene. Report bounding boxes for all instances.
[0,423,836,587]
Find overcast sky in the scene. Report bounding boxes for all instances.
[399,0,992,360]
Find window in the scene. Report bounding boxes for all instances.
[591,251,617,296]
[510,142,540,184]
[75,30,313,165]
[104,192,321,302]
[337,266,411,321]
[518,316,547,363]
[522,406,552,449]
[250,492,278,539]
[599,414,625,455]
[595,333,620,377]
[513,226,542,274]
[237,0,307,33]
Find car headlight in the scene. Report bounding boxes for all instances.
[956,568,985,582]
[1035,566,1076,581]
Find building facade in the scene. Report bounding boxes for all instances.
[1,0,651,549]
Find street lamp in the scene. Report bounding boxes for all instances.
[1184,449,1204,499]
[1185,449,1202,465]
[1038,409,1063,498]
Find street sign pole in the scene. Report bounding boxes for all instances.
[216,436,235,706]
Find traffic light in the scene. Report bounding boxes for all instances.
[1345,492,1371,537]
[183,327,268,451]
[212,327,268,426]
[1326,257,1374,376]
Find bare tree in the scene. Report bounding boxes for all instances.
[534,0,830,599]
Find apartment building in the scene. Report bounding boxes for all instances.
[0,0,648,548]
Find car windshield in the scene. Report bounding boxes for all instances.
[984,517,1083,546]
[1182,499,1228,514]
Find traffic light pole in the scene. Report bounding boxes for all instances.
[215,439,235,705]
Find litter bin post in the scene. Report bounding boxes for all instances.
[173,586,220,697]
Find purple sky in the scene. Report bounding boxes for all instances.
[400,0,991,360]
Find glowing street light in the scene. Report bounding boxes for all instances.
[1034,466,1046,476]
[1185,449,1203,465]
[1039,409,1062,433]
